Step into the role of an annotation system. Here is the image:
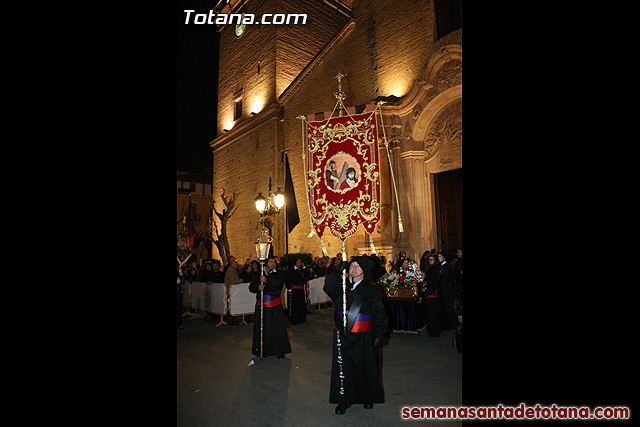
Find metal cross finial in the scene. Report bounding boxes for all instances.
[334,70,347,101]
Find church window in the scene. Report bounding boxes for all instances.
[234,97,243,120]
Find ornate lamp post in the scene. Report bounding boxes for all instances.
[254,177,285,235]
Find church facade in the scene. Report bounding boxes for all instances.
[210,0,462,263]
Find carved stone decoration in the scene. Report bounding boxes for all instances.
[423,99,462,161]
[424,87,437,104]
[435,60,462,92]
[412,105,422,120]
[423,45,462,89]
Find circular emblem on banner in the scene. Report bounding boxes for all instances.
[324,152,361,193]
[178,237,190,251]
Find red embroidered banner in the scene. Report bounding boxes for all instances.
[305,111,381,242]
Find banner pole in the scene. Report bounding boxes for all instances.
[341,241,347,334]
[377,102,404,233]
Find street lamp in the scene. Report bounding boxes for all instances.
[273,187,285,210]
[255,228,272,261]
[254,178,285,217]
[255,177,285,257]
[255,227,272,361]
[255,192,266,213]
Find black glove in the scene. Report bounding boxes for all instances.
[373,337,383,347]
[338,261,349,274]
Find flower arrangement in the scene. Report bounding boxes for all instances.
[378,263,426,298]
[259,214,275,229]
[259,205,279,229]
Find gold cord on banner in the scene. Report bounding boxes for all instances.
[298,114,317,239]
[377,102,404,233]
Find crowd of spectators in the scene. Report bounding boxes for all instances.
[178,248,462,332]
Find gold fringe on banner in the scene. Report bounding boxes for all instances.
[320,238,328,257]
[369,234,376,254]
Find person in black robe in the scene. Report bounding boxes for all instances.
[323,255,388,414]
[436,252,457,331]
[453,248,463,293]
[285,257,307,325]
[249,255,291,359]
[424,254,442,337]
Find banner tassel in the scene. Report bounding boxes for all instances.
[320,238,328,257]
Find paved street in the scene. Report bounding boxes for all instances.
[177,307,462,426]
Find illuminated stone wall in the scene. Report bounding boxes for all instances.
[211,0,462,263]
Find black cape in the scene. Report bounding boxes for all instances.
[323,258,388,406]
[249,268,291,358]
[285,266,307,325]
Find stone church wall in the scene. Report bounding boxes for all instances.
[210,0,461,263]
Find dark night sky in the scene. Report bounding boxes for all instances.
[177,1,220,173]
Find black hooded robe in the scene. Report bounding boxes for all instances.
[437,261,457,331]
[249,268,291,358]
[323,256,388,406]
[285,266,307,325]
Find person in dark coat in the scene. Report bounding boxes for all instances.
[309,257,326,278]
[326,257,340,275]
[249,255,291,359]
[184,267,198,283]
[285,257,307,325]
[369,254,387,284]
[453,248,463,293]
[424,254,442,337]
[419,250,430,273]
[323,255,388,414]
[199,260,225,283]
[436,252,457,331]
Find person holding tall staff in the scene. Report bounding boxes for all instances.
[249,255,291,360]
[323,256,388,414]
